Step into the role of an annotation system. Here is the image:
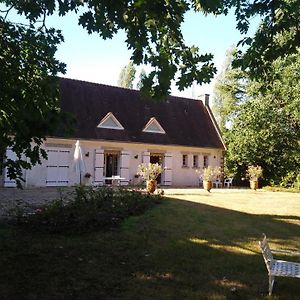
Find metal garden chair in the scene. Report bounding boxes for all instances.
[259,233,300,296]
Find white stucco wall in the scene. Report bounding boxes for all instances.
[23,137,224,188]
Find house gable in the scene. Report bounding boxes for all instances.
[143,117,166,134]
[97,112,124,130]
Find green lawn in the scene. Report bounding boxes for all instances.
[0,190,299,299]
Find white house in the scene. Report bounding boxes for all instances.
[2,78,225,187]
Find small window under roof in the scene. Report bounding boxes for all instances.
[143,117,166,134]
[97,112,124,130]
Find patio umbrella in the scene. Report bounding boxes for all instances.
[74,140,86,184]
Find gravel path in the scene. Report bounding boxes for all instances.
[0,186,251,221]
[0,187,75,220]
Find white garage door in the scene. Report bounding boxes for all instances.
[46,147,70,186]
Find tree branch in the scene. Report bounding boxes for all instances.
[1,4,14,20]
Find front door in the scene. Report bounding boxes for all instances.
[150,154,163,184]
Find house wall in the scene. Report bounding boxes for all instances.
[23,137,224,188]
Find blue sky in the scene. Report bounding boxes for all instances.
[4,6,259,99]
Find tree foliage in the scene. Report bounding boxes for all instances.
[3,1,299,97]
[117,61,136,89]
[212,47,247,131]
[234,0,300,80]
[0,17,70,186]
[215,48,300,184]
[137,68,147,90]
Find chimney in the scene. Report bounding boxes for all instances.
[204,94,210,106]
[198,94,210,106]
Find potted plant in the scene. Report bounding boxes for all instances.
[246,165,263,190]
[84,172,92,179]
[137,163,163,193]
[197,166,221,192]
[83,172,92,185]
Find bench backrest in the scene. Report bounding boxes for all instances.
[259,234,274,272]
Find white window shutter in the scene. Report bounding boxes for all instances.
[163,153,172,186]
[120,150,130,185]
[142,151,150,164]
[94,149,104,185]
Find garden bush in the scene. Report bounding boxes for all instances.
[10,186,161,233]
[280,171,298,188]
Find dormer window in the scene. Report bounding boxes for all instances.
[142,117,166,134]
[97,112,124,130]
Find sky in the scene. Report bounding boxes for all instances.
[4,6,260,100]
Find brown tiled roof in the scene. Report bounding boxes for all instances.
[58,78,225,149]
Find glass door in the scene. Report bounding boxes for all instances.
[104,152,119,183]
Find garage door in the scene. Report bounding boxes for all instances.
[46,147,70,186]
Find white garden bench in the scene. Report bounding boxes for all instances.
[259,233,300,296]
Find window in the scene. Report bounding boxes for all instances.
[97,112,124,130]
[182,154,188,167]
[203,155,209,168]
[143,117,166,134]
[193,155,198,168]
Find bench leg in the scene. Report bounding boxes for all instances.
[269,275,275,296]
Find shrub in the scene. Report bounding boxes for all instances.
[137,163,163,180]
[9,186,161,233]
[196,166,221,181]
[280,171,300,190]
[293,174,300,190]
[246,165,263,181]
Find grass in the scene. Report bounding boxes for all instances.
[263,186,300,193]
[0,189,299,299]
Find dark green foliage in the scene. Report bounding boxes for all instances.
[9,186,161,233]
[234,0,300,80]
[280,172,300,189]
[136,68,147,90]
[215,49,300,185]
[0,16,73,187]
[3,1,299,98]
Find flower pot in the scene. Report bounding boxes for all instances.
[146,180,157,194]
[83,177,91,186]
[203,180,212,192]
[250,180,258,190]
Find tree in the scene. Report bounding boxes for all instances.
[3,1,299,97]
[212,47,247,131]
[137,68,147,90]
[117,61,136,89]
[218,49,300,184]
[1,0,299,184]
[234,0,300,81]
[0,17,72,187]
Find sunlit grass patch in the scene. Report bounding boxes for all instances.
[189,238,257,255]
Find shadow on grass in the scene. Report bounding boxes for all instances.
[0,197,299,300]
